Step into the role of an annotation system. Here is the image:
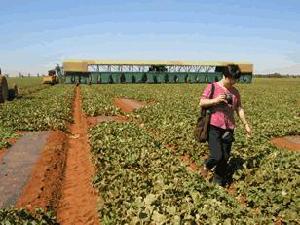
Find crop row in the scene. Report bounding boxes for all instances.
[81,86,121,116]
[0,85,74,148]
[89,122,269,224]
[0,208,58,225]
[82,78,300,224]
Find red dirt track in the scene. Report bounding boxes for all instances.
[16,131,67,210]
[57,87,100,225]
[271,135,300,152]
[114,98,147,113]
[0,150,5,162]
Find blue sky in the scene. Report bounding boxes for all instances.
[0,0,300,74]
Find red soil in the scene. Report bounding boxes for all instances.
[180,155,199,172]
[0,150,5,162]
[57,86,100,225]
[271,135,300,152]
[114,98,147,113]
[16,131,67,211]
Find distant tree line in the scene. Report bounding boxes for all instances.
[254,73,300,78]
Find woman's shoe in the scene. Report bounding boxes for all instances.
[212,174,224,186]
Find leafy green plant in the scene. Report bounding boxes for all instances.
[0,208,59,225]
[90,122,266,224]
[0,85,74,150]
[0,85,74,132]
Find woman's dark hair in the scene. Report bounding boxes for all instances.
[223,64,241,80]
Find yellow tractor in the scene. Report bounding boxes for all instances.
[42,69,58,85]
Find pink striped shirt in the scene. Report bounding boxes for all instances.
[201,82,241,130]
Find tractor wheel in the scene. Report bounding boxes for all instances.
[8,84,19,100]
[0,75,8,103]
[13,83,19,97]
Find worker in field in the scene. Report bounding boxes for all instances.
[199,64,251,186]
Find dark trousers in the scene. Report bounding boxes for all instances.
[205,125,234,178]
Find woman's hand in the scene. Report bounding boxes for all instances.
[214,94,227,104]
[244,123,252,138]
[200,94,227,108]
[236,106,251,138]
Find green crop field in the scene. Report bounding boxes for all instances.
[7,77,49,95]
[0,78,299,224]
[0,80,74,149]
[82,78,300,224]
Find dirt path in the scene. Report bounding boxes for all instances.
[114,98,147,113]
[16,131,67,211]
[0,150,6,162]
[57,87,100,225]
[271,135,300,152]
[0,132,50,208]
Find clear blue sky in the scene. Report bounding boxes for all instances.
[0,0,299,74]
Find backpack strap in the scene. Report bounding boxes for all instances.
[200,83,215,116]
[208,83,215,99]
[206,83,215,114]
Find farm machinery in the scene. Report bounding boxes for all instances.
[42,69,58,85]
[42,64,63,85]
[0,74,19,104]
[62,60,253,84]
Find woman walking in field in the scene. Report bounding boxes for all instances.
[199,64,251,186]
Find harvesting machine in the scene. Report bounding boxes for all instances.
[62,60,253,84]
[42,69,58,85]
[0,72,19,104]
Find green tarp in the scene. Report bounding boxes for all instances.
[63,71,252,84]
[100,73,112,84]
[207,72,223,83]
[239,74,252,83]
[124,73,134,83]
[124,73,146,83]
[206,75,215,83]
[177,73,187,83]
[168,73,177,83]
[64,75,73,84]
[74,75,80,84]
[91,73,99,84]
[146,73,156,83]
[64,73,90,84]
[157,73,167,83]
[187,73,198,83]
[214,72,223,82]
[197,73,207,83]
[80,75,88,84]
[111,73,121,83]
[133,73,146,83]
